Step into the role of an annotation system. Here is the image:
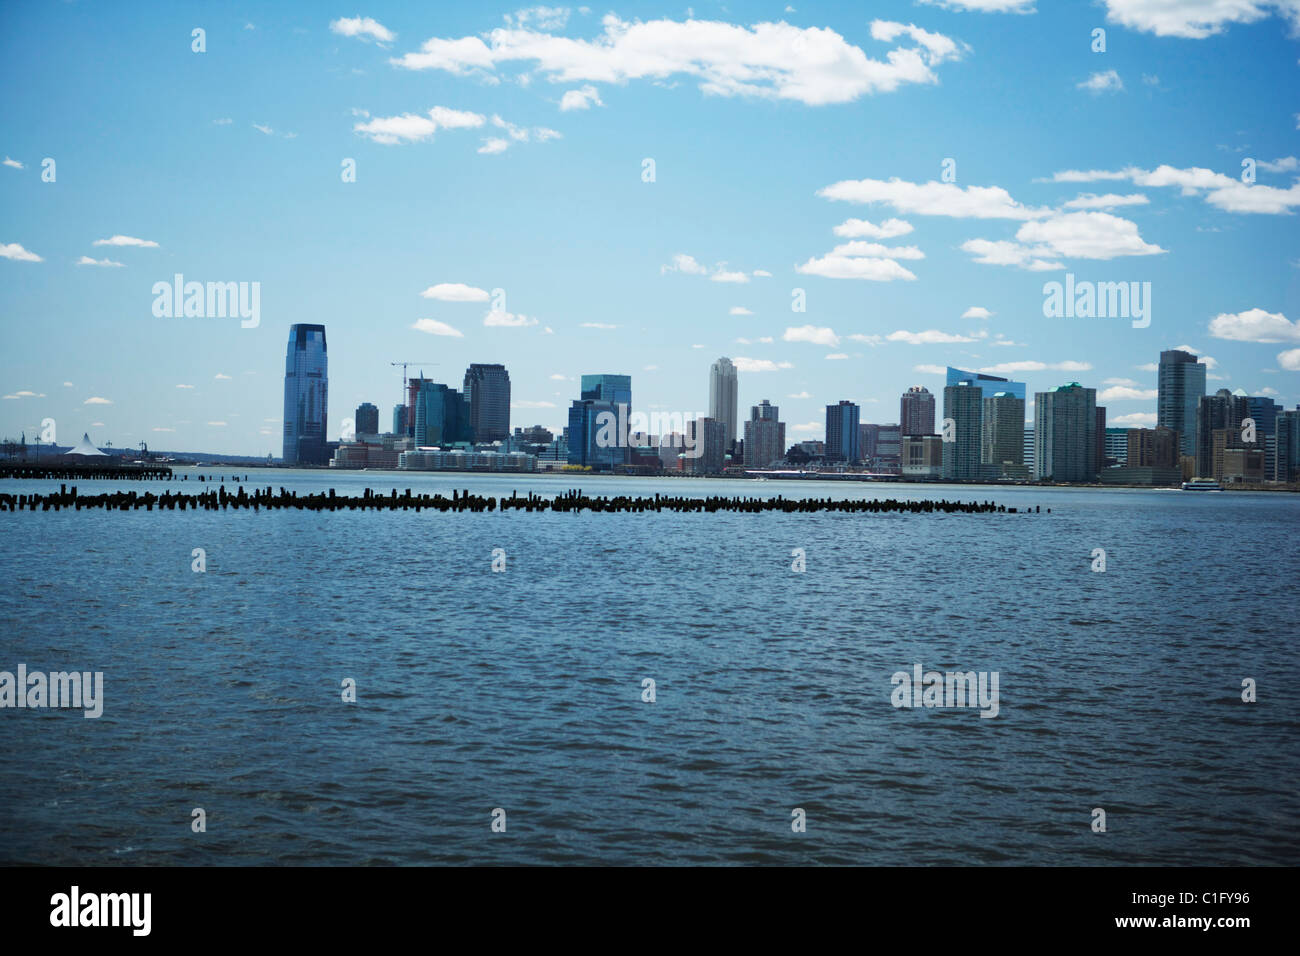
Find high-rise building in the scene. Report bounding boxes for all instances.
[1125,426,1179,468]
[1034,383,1098,482]
[1275,408,1300,481]
[859,423,880,460]
[709,358,739,450]
[946,366,1026,401]
[282,323,328,465]
[1244,394,1280,478]
[1105,427,1131,466]
[900,385,936,437]
[743,400,786,468]
[1023,425,1035,474]
[413,381,470,446]
[1095,407,1107,474]
[407,375,431,438]
[392,404,407,436]
[943,381,985,480]
[463,363,511,443]
[981,391,1024,475]
[686,417,727,474]
[825,401,861,463]
[568,374,632,470]
[355,402,379,438]
[1158,349,1207,459]
[874,425,901,471]
[1195,388,1248,478]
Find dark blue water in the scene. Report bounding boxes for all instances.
[1,470,1296,865]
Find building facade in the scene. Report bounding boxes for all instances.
[354,402,379,438]
[900,385,935,437]
[743,400,785,468]
[462,363,511,443]
[1158,349,1207,459]
[1034,383,1098,482]
[282,323,329,465]
[825,401,861,463]
[709,357,739,450]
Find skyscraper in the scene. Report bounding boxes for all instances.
[1034,383,1098,482]
[392,404,407,436]
[942,381,984,480]
[946,366,1026,401]
[1275,407,1300,481]
[463,363,511,443]
[825,401,860,463]
[981,391,1025,474]
[355,402,379,438]
[568,374,632,470]
[743,400,786,468]
[282,323,328,465]
[709,358,739,449]
[413,381,470,446]
[1195,388,1248,478]
[686,417,727,474]
[900,385,936,436]
[1158,349,1206,459]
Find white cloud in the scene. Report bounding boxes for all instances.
[829,240,925,260]
[1257,156,1298,172]
[887,329,982,345]
[176,384,195,389]
[504,6,573,30]
[963,210,1164,269]
[783,325,840,347]
[412,318,464,337]
[581,322,617,329]
[730,306,754,315]
[1100,0,1300,39]
[420,282,490,302]
[977,360,1092,374]
[512,400,558,408]
[207,421,228,427]
[330,16,396,44]
[734,357,794,372]
[215,373,232,380]
[1110,412,1158,426]
[825,353,850,360]
[253,123,275,136]
[960,238,1062,271]
[914,364,947,374]
[1103,377,1141,386]
[1208,308,1300,343]
[3,157,23,169]
[788,391,811,399]
[711,270,750,283]
[1278,348,1300,370]
[918,0,1035,10]
[1045,164,1300,215]
[484,309,538,327]
[478,137,510,154]
[93,235,159,248]
[1077,70,1123,94]
[819,176,1050,219]
[212,118,233,125]
[832,217,914,238]
[1,243,43,262]
[962,306,994,319]
[560,85,603,110]
[390,16,966,106]
[1099,386,1158,401]
[1062,193,1150,209]
[795,254,917,281]
[84,396,113,405]
[662,253,764,282]
[76,256,124,267]
[354,107,486,145]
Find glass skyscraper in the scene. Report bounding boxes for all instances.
[568,374,632,470]
[463,363,511,443]
[945,366,1026,401]
[413,381,470,446]
[825,401,860,463]
[709,358,739,449]
[1157,349,1206,459]
[282,323,328,465]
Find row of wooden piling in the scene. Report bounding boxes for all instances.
[0,484,1044,515]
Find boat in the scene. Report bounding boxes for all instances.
[1181,478,1223,491]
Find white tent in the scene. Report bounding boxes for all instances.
[66,432,107,456]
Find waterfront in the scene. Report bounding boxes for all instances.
[1,471,1296,865]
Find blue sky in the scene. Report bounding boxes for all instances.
[2,0,1299,455]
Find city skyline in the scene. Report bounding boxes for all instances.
[3,2,1299,456]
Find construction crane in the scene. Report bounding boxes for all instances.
[390,361,440,401]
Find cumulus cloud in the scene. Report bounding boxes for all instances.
[1099,0,1300,39]
[354,106,485,144]
[330,16,396,44]
[819,177,1051,219]
[412,318,464,337]
[662,253,766,282]
[484,309,538,327]
[887,329,983,345]
[560,85,603,110]
[3,157,24,169]
[977,360,1092,374]
[735,357,794,372]
[1110,412,1158,426]
[919,0,1035,10]
[1062,193,1149,209]
[832,217,914,238]
[1,242,43,262]
[784,325,839,347]
[420,282,490,301]
[1208,308,1300,343]
[1099,386,1158,401]
[1044,164,1300,215]
[76,256,124,267]
[1278,348,1300,370]
[730,306,754,315]
[389,16,965,106]
[1077,70,1123,94]
[962,306,994,319]
[962,210,1164,269]
[93,235,159,247]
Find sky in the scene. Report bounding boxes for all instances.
[2,0,1299,456]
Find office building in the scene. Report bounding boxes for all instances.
[282,323,329,465]
[946,366,1026,401]
[392,404,407,436]
[900,386,935,437]
[942,380,985,480]
[825,401,861,463]
[1158,349,1207,459]
[874,425,901,472]
[1034,383,1098,482]
[413,381,471,446]
[981,391,1025,476]
[1104,427,1130,466]
[744,400,786,469]
[709,358,739,450]
[462,364,511,443]
[1195,388,1248,478]
[567,374,632,470]
[355,402,379,438]
[859,423,879,460]
[686,417,728,474]
[901,435,943,477]
[1126,427,1179,468]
